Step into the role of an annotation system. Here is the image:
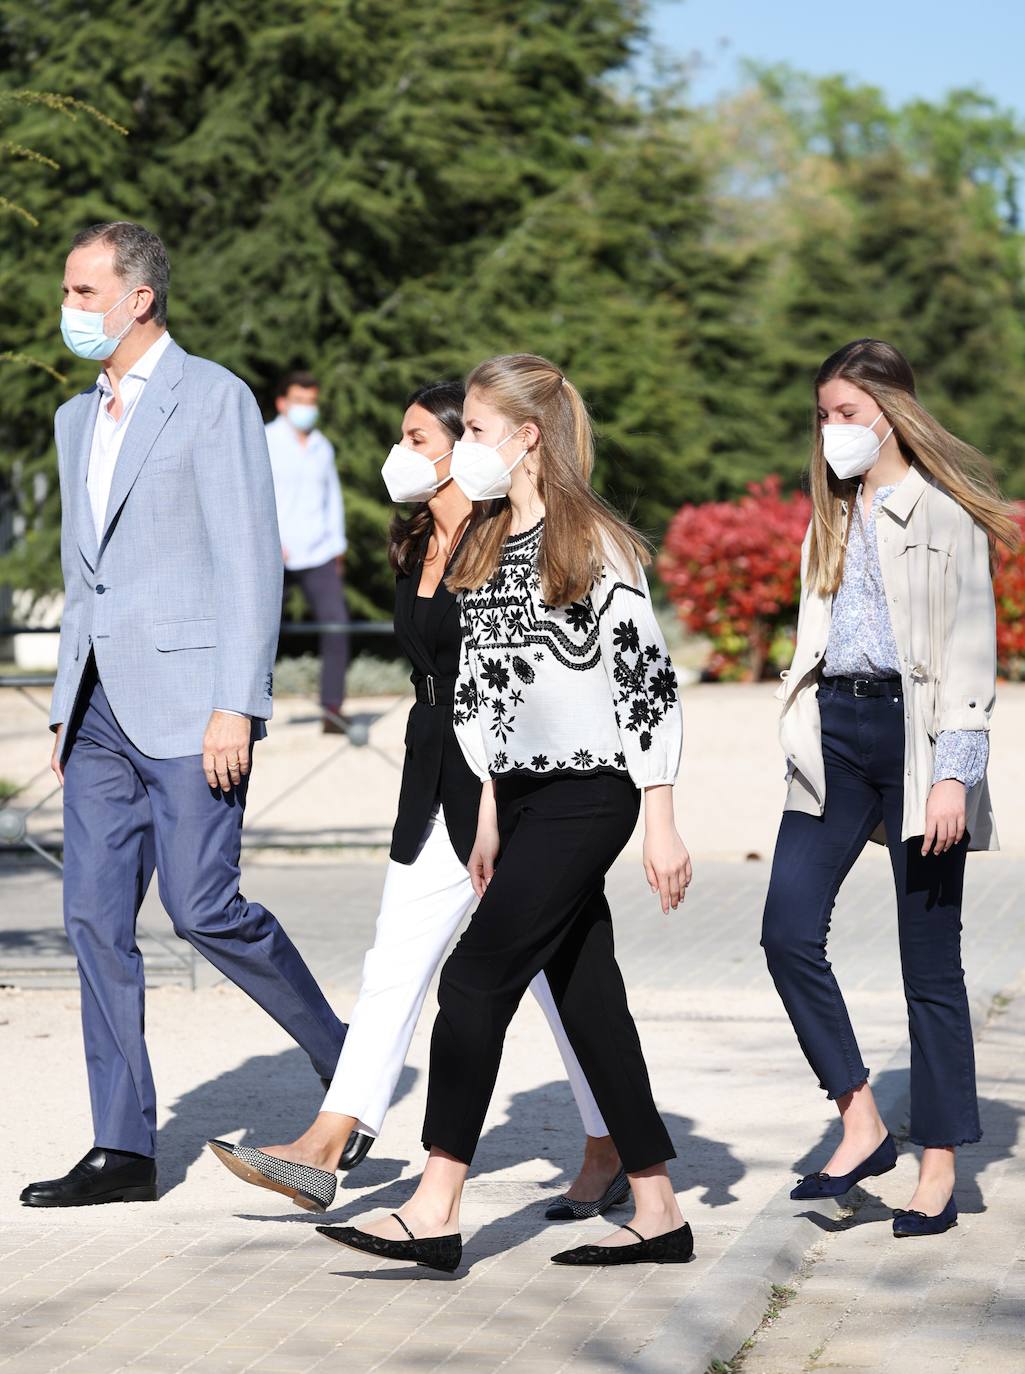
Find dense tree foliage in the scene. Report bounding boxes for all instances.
[2,4,1024,623]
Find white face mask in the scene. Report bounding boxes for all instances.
[450,430,529,502]
[380,443,453,503]
[821,410,894,481]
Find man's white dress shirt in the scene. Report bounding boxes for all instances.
[87,330,173,541]
[265,415,346,571]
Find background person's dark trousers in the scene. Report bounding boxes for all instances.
[283,558,349,715]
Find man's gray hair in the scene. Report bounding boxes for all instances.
[71,221,171,326]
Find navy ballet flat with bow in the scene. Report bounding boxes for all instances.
[790,1133,898,1200]
[892,1195,957,1237]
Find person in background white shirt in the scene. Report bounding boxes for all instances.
[265,371,349,731]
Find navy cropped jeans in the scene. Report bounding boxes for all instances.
[761,681,981,1148]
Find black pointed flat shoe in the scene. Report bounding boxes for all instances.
[545,1166,630,1221]
[339,1130,375,1171]
[317,1214,462,1273]
[551,1222,694,1266]
[790,1134,898,1200]
[893,1195,957,1237]
[207,1139,337,1212]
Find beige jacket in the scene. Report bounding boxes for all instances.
[777,465,998,850]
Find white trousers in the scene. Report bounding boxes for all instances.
[321,806,608,1139]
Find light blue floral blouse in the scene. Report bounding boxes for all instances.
[823,483,988,789]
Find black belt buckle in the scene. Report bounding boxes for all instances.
[426,674,436,707]
[852,678,871,698]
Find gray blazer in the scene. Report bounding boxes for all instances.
[50,339,282,761]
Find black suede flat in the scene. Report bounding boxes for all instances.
[318,1214,462,1273]
[551,1222,694,1266]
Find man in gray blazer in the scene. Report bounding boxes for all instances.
[21,221,347,1208]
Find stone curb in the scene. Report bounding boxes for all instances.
[640,986,1006,1372]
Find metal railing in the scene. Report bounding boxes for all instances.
[0,619,409,986]
[0,617,405,844]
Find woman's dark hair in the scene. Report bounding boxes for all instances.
[388,380,468,574]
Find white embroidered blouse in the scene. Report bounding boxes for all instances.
[452,520,682,789]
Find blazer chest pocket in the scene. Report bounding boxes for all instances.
[145,452,183,475]
[154,617,217,652]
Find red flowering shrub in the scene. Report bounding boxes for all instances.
[994,506,1025,680]
[660,485,1025,682]
[658,477,812,681]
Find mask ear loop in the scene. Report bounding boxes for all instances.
[427,447,455,495]
[102,287,142,344]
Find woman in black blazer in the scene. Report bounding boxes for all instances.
[209,382,624,1218]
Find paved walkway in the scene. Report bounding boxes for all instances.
[0,852,1023,1372]
[728,978,1025,1374]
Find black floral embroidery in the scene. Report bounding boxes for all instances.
[650,667,677,705]
[480,611,504,644]
[480,658,509,692]
[454,523,677,782]
[565,601,594,632]
[627,699,650,731]
[613,620,640,654]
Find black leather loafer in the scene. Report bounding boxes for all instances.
[318,1214,462,1273]
[338,1130,374,1171]
[20,1148,157,1208]
[551,1222,694,1266]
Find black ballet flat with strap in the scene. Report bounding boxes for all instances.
[551,1221,695,1266]
[317,1213,463,1273]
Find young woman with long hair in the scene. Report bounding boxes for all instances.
[208,381,624,1215]
[317,353,693,1272]
[763,338,1019,1237]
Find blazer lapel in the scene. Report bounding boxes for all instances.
[67,388,102,569]
[97,348,182,557]
[396,564,437,677]
[433,578,460,650]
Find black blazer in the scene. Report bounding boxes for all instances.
[389,556,481,866]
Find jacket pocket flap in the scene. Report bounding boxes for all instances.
[154,617,216,651]
[898,531,954,555]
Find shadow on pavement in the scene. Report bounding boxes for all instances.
[230,1078,745,1278]
[154,1048,419,1194]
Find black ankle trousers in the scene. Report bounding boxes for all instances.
[422,771,675,1173]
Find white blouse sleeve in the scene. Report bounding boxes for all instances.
[592,543,683,788]
[452,603,492,782]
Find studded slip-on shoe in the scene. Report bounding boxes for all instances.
[545,1166,630,1221]
[207,1139,337,1212]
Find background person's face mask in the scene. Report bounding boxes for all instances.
[450,430,529,502]
[821,409,894,481]
[59,287,138,362]
[381,443,452,503]
[286,403,319,433]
